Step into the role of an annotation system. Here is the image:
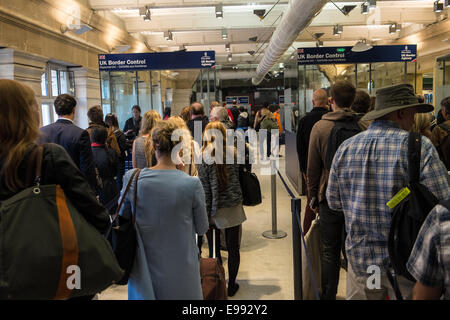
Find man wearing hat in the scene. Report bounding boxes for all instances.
[326,84,450,300]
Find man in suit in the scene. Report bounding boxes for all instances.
[40,94,98,193]
[187,102,209,146]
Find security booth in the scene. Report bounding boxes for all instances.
[284,44,418,194]
[98,51,216,130]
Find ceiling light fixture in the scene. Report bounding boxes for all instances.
[361,3,369,14]
[60,24,93,35]
[164,31,173,41]
[228,53,232,62]
[216,4,223,19]
[434,1,444,12]
[330,2,357,16]
[351,39,373,52]
[389,23,400,34]
[222,29,228,40]
[140,6,151,21]
[253,9,266,19]
[333,24,343,36]
[225,43,231,52]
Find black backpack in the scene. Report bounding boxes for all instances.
[386,132,438,299]
[437,123,450,171]
[325,115,362,170]
[239,165,262,206]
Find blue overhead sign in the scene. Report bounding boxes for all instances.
[297,45,417,65]
[226,96,250,105]
[99,51,216,71]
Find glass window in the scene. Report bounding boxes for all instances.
[41,104,52,127]
[51,70,59,97]
[41,73,48,97]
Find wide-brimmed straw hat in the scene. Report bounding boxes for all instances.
[361,84,434,121]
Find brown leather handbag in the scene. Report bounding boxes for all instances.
[200,228,227,300]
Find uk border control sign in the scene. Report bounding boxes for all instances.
[98,51,216,72]
[297,45,417,65]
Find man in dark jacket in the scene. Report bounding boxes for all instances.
[296,89,329,234]
[123,105,142,141]
[39,94,98,192]
[228,100,241,128]
[307,82,359,300]
[188,102,209,145]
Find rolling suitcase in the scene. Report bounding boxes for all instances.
[200,228,227,300]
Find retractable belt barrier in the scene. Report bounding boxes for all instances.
[276,170,321,301]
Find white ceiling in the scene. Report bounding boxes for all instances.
[89,0,447,68]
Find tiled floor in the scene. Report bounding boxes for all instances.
[99,147,347,300]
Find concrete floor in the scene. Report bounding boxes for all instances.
[98,146,347,300]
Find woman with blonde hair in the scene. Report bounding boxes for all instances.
[411,112,434,140]
[121,119,208,299]
[198,121,247,297]
[180,106,192,124]
[132,110,161,169]
[0,80,110,298]
[170,116,200,176]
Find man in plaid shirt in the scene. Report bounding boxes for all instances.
[407,202,450,300]
[326,84,450,299]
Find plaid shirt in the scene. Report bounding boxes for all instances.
[326,120,450,277]
[407,204,450,299]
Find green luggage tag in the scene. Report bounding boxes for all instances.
[386,187,411,209]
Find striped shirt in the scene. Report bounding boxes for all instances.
[326,120,450,277]
[407,203,450,299]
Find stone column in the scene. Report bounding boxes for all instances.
[72,67,101,129]
[0,48,47,122]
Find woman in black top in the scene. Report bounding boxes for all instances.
[0,79,109,235]
[105,113,131,190]
[90,126,120,215]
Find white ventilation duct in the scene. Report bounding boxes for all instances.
[252,0,327,85]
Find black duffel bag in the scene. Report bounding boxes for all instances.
[0,146,124,300]
[109,168,141,285]
[239,165,262,206]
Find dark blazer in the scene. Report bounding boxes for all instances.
[187,116,209,138]
[0,143,110,234]
[296,107,329,173]
[123,117,142,141]
[39,119,98,192]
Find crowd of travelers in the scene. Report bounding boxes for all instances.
[0,79,282,300]
[1,76,449,301]
[297,81,450,300]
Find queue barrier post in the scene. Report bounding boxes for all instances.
[291,198,303,300]
[262,160,287,239]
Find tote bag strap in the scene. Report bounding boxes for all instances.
[132,169,141,225]
[112,168,140,222]
[26,145,44,188]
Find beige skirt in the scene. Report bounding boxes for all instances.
[212,204,247,230]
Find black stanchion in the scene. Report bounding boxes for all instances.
[291,198,302,300]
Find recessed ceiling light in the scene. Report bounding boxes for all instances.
[361,3,369,14]
[225,43,231,52]
[434,1,444,12]
[222,29,228,40]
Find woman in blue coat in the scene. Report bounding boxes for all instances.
[120,119,209,300]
